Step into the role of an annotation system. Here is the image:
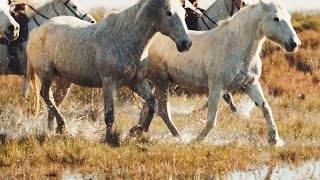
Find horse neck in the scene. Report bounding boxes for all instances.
[25,2,58,27]
[98,1,157,60]
[220,4,266,58]
[199,0,233,30]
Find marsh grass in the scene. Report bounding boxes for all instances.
[0,76,320,178]
[0,136,320,178]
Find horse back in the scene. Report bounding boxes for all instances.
[27,16,102,87]
[148,32,210,92]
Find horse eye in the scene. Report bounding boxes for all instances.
[273,17,280,22]
[166,11,172,16]
[72,5,77,9]
[242,2,246,6]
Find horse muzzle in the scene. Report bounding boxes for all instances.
[176,39,192,52]
[5,23,20,41]
[83,15,96,24]
[284,37,301,53]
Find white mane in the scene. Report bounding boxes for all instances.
[215,0,287,31]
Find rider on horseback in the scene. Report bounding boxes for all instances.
[181,0,201,30]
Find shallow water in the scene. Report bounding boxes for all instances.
[60,160,320,179]
[226,160,320,180]
[1,97,319,147]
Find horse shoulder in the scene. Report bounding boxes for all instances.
[149,34,173,60]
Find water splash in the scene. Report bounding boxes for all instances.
[236,97,255,119]
[61,170,96,180]
[0,103,105,141]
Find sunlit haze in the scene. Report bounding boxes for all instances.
[77,0,320,11]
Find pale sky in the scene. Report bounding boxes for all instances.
[77,0,320,12]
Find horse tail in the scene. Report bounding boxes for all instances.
[27,62,40,116]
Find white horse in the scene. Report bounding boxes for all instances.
[172,0,247,112]
[0,0,19,40]
[0,0,96,76]
[27,0,192,146]
[140,0,301,145]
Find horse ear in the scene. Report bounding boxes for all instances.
[260,0,268,10]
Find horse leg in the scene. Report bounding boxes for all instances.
[39,78,65,134]
[154,80,181,137]
[137,81,154,126]
[196,87,223,141]
[223,93,237,112]
[244,82,282,146]
[128,79,157,137]
[102,77,119,146]
[193,93,236,113]
[22,76,29,98]
[49,78,71,132]
[137,79,180,137]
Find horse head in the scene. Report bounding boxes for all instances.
[259,0,301,53]
[0,0,19,40]
[22,0,96,24]
[57,0,96,23]
[137,0,192,52]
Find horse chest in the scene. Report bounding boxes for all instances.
[103,58,138,83]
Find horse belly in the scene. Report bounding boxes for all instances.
[168,67,208,93]
[63,72,102,88]
[54,60,102,88]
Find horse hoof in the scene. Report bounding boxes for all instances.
[192,136,205,143]
[231,106,237,112]
[106,130,121,147]
[126,133,150,144]
[129,125,144,137]
[56,125,65,134]
[269,137,284,147]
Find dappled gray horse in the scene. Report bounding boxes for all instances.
[0,0,19,40]
[140,0,301,145]
[27,0,192,146]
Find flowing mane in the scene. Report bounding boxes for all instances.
[102,0,147,31]
[215,3,258,30]
[104,0,161,30]
[215,0,287,31]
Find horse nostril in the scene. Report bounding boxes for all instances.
[290,40,297,49]
[90,20,96,24]
[8,25,15,32]
[183,40,192,49]
[182,40,188,47]
[177,39,192,52]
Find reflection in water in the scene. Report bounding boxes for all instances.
[61,160,320,179]
[226,160,320,180]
